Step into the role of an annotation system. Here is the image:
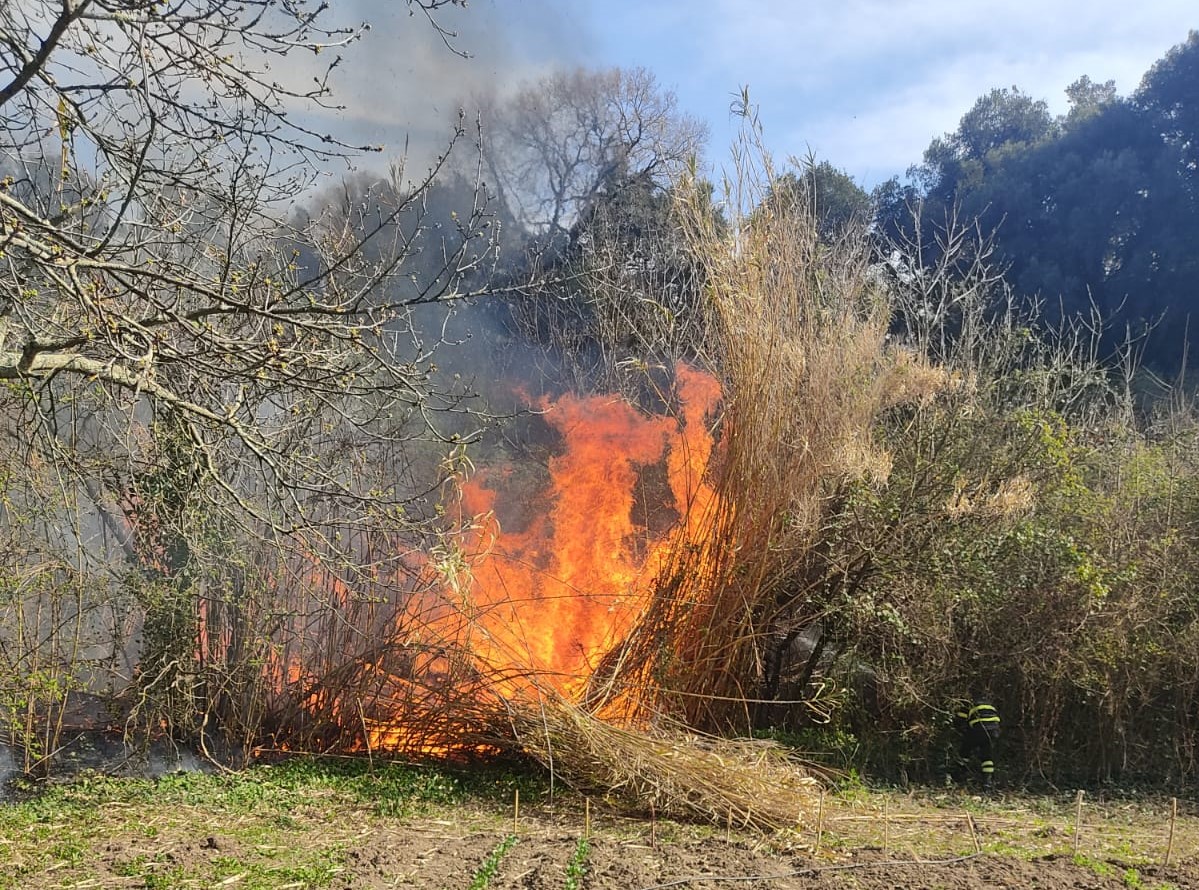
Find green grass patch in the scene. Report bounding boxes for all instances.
[0,756,545,890]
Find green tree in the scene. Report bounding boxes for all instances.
[1136,30,1199,173]
[892,40,1199,372]
[767,162,871,243]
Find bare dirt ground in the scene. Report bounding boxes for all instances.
[3,762,1197,889]
[67,807,1199,889]
[318,817,1199,889]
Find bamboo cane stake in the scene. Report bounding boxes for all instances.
[1073,790,1085,856]
[1165,797,1177,867]
[815,789,825,854]
[584,797,591,840]
[883,798,890,854]
[650,801,657,850]
[513,788,520,836]
[966,811,981,854]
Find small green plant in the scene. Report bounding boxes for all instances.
[112,856,148,878]
[1073,853,1114,878]
[834,768,870,804]
[142,864,188,890]
[48,838,86,866]
[565,836,590,890]
[468,834,518,890]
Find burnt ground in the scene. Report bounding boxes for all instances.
[2,762,1197,889]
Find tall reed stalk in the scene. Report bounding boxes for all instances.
[597,131,902,733]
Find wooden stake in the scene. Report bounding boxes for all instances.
[1165,797,1177,867]
[650,802,657,850]
[584,797,591,840]
[815,789,825,855]
[966,811,981,854]
[1073,790,1085,856]
[726,809,732,843]
[513,788,520,835]
[883,799,890,854]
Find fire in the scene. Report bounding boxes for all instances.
[267,366,723,755]
[447,366,721,699]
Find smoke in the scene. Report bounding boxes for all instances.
[294,1,591,180]
[275,1,605,436]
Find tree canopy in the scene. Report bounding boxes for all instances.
[886,33,1199,371]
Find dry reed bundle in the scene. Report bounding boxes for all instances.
[251,130,917,808]
[503,688,823,833]
[591,132,921,733]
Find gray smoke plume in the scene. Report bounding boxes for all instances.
[295,1,590,180]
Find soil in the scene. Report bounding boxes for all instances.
[6,758,1197,890]
[74,808,1199,889]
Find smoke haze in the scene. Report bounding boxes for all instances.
[291,1,591,181]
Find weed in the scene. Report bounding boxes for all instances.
[48,838,86,866]
[1073,853,1114,878]
[112,855,148,878]
[142,864,188,889]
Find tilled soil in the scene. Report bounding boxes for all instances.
[112,814,1192,890]
[10,784,1198,889]
[329,825,1199,889]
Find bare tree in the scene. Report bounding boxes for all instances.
[0,1,500,536]
[482,66,707,242]
[0,1,501,756]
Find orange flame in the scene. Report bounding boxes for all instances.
[269,366,723,754]
[446,366,721,698]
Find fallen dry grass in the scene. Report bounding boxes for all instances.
[503,692,824,832]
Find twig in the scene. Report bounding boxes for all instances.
[356,698,373,774]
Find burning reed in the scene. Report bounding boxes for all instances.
[257,137,923,821]
[596,143,911,733]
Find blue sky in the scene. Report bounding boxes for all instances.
[315,1,1196,190]
[567,1,1196,187]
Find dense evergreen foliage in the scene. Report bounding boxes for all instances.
[877,32,1199,372]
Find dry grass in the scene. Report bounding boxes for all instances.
[589,134,943,734]
[502,688,823,833]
